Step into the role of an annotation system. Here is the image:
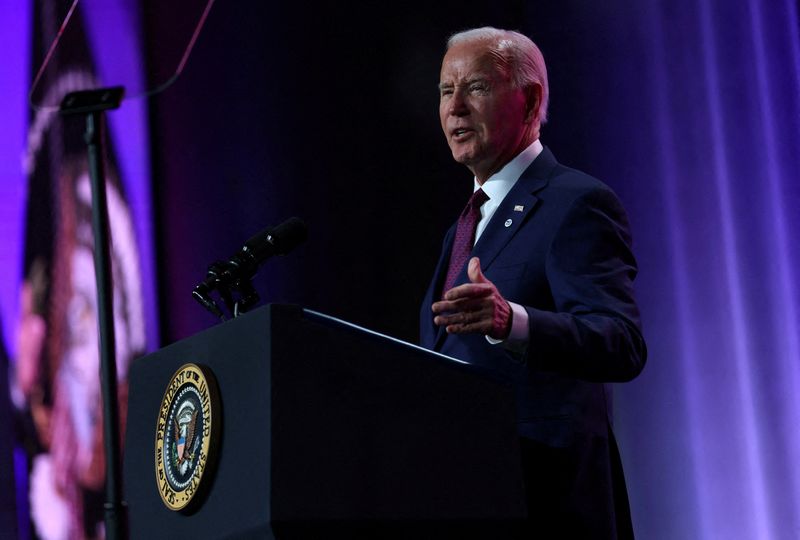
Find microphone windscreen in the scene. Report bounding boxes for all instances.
[269,217,308,255]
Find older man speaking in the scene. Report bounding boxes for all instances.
[420,27,647,539]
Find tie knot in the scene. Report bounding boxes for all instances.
[467,188,489,210]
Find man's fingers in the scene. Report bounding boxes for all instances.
[433,304,493,326]
[445,321,492,335]
[432,295,492,314]
[442,282,493,301]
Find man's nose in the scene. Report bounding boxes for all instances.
[449,88,469,116]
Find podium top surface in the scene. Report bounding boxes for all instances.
[300,306,508,383]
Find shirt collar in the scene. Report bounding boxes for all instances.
[473,139,544,201]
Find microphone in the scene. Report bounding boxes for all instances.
[192,217,307,318]
[228,216,308,281]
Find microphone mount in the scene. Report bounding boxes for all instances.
[192,217,307,320]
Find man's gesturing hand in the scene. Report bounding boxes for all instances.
[432,257,512,339]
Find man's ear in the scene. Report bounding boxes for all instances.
[524,83,543,123]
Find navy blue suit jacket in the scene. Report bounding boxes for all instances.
[419,147,646,538]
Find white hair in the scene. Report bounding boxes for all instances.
[448,27,549,125]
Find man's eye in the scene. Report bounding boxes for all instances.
[470,84,488,93]
[440,88,453,96]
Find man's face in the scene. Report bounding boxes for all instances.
[439,40,534,182]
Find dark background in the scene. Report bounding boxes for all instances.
[142,0,647,345]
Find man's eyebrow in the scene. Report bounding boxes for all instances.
[438,77,491,92]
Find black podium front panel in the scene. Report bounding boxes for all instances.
[124,305,525,539]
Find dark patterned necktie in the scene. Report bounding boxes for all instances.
[441,188,489,297]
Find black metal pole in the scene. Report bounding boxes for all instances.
[60,86,127,539]
[84,110,126,540]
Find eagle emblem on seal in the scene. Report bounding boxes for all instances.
[172,401,199,474]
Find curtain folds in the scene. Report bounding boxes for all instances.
[612,1,800,538]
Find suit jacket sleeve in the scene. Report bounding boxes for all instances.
[523,186,646,382]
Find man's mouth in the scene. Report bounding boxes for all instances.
[451,128,473,140]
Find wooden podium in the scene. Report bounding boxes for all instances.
[123,304,526,539]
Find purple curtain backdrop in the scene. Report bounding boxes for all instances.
[603,1,800,538]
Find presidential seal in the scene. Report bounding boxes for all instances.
[154,363,220,511]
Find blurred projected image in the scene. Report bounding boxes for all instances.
[11,0,147,537]
[12,127,145,540]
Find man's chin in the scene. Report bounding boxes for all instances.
[450,148,480,169]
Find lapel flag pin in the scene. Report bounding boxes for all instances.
[514,205,524,212]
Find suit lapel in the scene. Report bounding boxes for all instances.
[430,147,559,351]
[461,146,557,280]
[471,189,540,271]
